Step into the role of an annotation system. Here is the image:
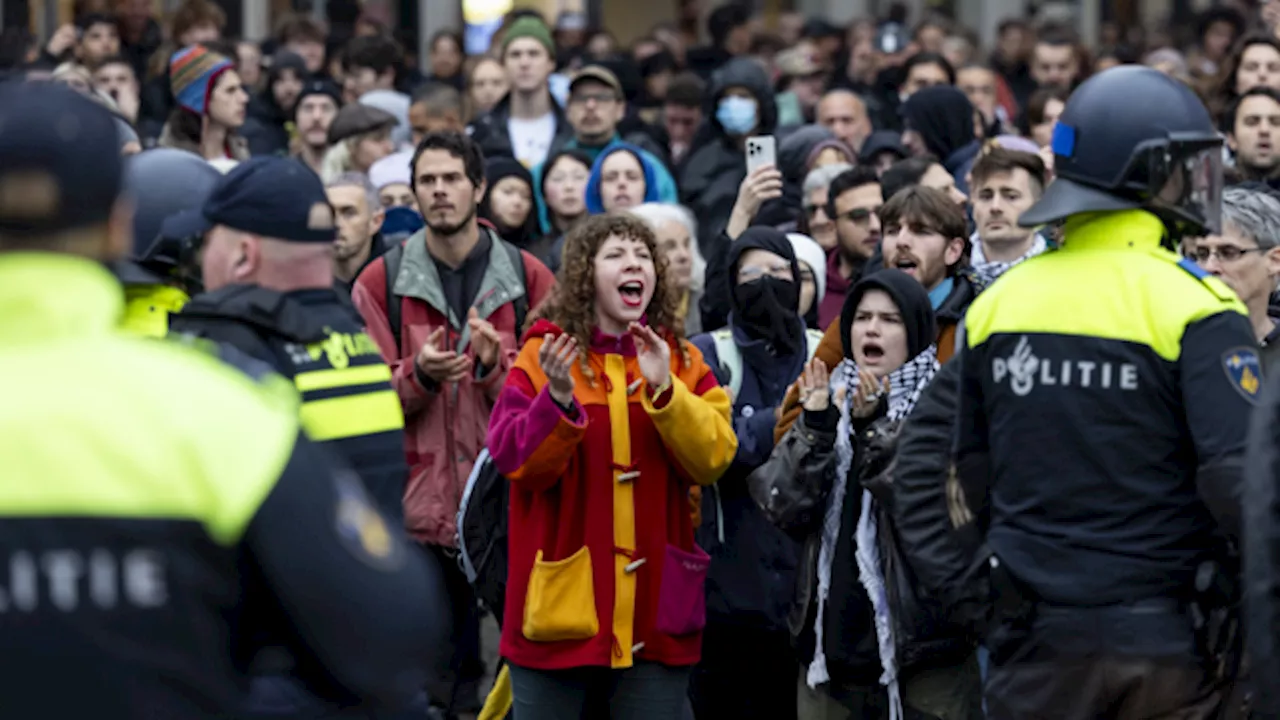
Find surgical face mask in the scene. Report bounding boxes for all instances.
[716,95,758,136]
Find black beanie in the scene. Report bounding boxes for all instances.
[839,269,936,361]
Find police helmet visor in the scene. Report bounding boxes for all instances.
[1112,133,1221,234]
[1167,144,1222,236]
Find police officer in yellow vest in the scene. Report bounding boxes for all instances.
[903,67,1254,718]
[164,157,423,717]
[116,148,222,338]
[168,156,409,523]
[0,78,446,719]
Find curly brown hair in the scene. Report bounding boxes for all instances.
[532,213,690,385]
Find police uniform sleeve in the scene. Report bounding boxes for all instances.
[242,432,449,708]
[1246,371,1280,719]
[1179,311,1259,540]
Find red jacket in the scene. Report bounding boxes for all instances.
[487,320,736,670]
[352,229,556,546]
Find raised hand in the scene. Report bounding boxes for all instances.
[629,323,671,390]
[467,307,502,369]
[538,333,579,406]
[798,358,831,412]
[727,164,784,239]
[851,366,887,418]
[416,326,471,384]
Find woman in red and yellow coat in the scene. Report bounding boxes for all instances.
[487,213,736,718]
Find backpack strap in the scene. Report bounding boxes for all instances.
[382,241,405,353]
[501,239,530,334]
[710,328,742,402]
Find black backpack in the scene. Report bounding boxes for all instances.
[456,448,509,619]
[381,235,529,351]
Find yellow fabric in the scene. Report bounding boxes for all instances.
[0,254,299,546]
[479,664,512,720]
[299,389,405,442]
[642,379,736,486]
[606,354,638,669]
[522,547,599,642]
[294,363,392,392]
[965,210,1247,361]
[120,284,190,338]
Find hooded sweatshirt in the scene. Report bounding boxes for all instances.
[821,269,936,685]
[242,52,307,157]
[680,58,779,258]
[689,227,807,631]
[901,86,982,195]
[479,157,552,263]
[584,144,664,215]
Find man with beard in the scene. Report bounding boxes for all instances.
[1227,87,1280,184]
[817,166,883,327]
[326,173,388,289]
[352,131,555,718]
[292,79,342,175]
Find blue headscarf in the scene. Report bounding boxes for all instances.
[584,143,662,215]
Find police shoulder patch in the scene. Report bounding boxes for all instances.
[333,471,404,571]
[1222,347,1263,403]
[1175,257,1239,304]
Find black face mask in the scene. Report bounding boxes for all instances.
[733,276,804,356]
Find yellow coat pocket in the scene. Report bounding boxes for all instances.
[522,547,600,642]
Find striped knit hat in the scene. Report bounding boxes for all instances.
[169,45,233,116]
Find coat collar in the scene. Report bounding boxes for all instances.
[392,226,526,352]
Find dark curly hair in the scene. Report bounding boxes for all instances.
[411,130,486,190]
[531,213,690,386]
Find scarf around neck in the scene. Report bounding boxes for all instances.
[969,233,1048,287]
[807,347,941,701]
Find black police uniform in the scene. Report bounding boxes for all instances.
[1246,372,1280,720]
[164,157,408,523]
[0,85,444,718]
[171,285,409,522]
[901,67,1254,720]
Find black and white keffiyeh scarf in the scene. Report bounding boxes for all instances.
[969,233,1048,287]
[807,346,941,704]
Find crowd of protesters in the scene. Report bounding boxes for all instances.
[5,0,1280,718]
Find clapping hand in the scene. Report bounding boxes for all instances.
[538,334,579,406]
[416,327,470,384]
[467,308,502,369]
[798,358,831,412]
[629,323,671,390]
[851,367,888,418]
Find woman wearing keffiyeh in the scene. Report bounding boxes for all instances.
[749,270,982,720]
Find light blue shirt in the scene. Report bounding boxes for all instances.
[928,276,954,310]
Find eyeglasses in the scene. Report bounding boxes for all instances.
[804,204,827,219]
[1191,245,1266,263]
[837,207,877,224]
[569,92,617,105]
[737,264,794,282]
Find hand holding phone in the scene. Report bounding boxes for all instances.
[745,135,777,175]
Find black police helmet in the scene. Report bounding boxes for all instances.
[1019,66,1223,238]
[120,148,221,285]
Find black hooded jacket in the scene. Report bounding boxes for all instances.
[690,227,808,633]
[901,87,982,195]
[680,58,779,258]
[479,157,557,265]
[243,52,308,157]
